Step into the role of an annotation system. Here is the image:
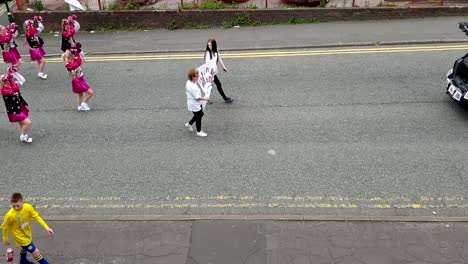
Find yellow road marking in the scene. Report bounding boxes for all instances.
[1,196,467,209]
[40,44,468,63]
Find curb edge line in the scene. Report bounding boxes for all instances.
[41,215,468,222]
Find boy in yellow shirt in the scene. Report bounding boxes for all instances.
[1,193,54,264]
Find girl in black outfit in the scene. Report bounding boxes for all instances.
[24,17,47,79]
[61,15,80,52]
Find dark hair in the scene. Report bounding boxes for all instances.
[71,42,82,56]
[205,39,218,62]
[188,68,198,80]
[75,42,82,52]
[10,193,23,203]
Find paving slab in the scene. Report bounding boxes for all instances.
[1,220,467,264]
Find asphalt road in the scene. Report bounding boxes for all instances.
[0,45,467,217]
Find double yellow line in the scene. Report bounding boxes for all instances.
[5,195,468,210]
[45,44,468,63]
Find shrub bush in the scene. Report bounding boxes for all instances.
[200,0,225,9]
[33,0,45,10]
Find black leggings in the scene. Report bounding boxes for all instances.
[213,75,228,100]
[189,109,204,132]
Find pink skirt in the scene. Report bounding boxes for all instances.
[7,102,29,123]
[29,47,45,61]
[3,49,20,64]
[72,76,90,94]
[11,47,20,59]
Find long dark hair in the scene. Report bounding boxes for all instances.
[205,39,218,61]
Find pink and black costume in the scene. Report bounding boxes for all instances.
[24,17,46,62]
[0,23,21,65]
[65,52,89,94]
[1,67,29,123]
[61,15,80,52]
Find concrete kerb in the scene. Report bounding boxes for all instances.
[40,39,468,58]
[40,214,468,222]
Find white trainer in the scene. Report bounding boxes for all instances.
[20,134,32,143]
[81,102,91,111]
[38,72,47,79]
[77,105,86,111]
[196,131,207,137]
[185,122,193,132]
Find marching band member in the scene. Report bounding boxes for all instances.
[63,48,94,112]
[1,66,32,143]
[24,16,47,79]
[61,14,80,52]
[0,22,21,66]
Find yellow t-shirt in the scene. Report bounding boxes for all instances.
[1,203,49,246]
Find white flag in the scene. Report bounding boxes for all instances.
[13,72,25,86]
[196,58,217,98]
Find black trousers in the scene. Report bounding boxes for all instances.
[189,108,204,132]
[213,75,228,100]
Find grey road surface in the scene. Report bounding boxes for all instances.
[0,46,467,217]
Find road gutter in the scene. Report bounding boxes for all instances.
[41,215,468,222]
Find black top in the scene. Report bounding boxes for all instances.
[0,41,18,51]
[61,36,74,52]
[2,92,27,114]
[27,36,43,49]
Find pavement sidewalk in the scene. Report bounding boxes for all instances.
[0,220,466,264]
[13,16,468,56]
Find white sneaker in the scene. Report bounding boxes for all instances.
[81,102,91,111]
[196,131,207,137]
[185,122,193,132]
[38,72,47,79]
[77,105,86,111]
[20,134,32,143]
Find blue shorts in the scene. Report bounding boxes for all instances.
[21,242,37,253]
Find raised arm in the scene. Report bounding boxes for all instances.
[65,56,82,71]
[73,20,80,33]
[62,27,75,38]
[36,22,44,34]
